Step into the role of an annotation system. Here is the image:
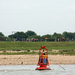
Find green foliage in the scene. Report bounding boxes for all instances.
[0,32,4,36]
[0,51,38,55]
[3,50,6,52]
[8,32,28,41]
[16,49,21,51]
[0,36,11,41]
[27,50,30,52]
[42,34,52,41]
[1,31,75,41]
[63,31,75,40]
[26,30,37,36]
[53,32,63,39]
[31,51,36,54]
[0,36,6,41]
[2,57,7,59]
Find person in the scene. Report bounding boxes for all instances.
[42,50,47,59]
[39,50,47,64]
[42,53,47,64]
[42,53,47,59]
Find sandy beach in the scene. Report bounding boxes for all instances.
[0,55,75,65]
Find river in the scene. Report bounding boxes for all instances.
[0,65,75,75]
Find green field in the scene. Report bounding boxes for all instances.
[0,41,75,55]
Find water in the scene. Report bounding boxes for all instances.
[0,65,75,75]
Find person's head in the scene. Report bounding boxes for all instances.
[43,53,45,55]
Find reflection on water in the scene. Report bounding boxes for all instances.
[0,65,75,75]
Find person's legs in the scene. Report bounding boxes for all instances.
[43,58,47,64]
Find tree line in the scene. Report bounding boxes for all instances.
[0,31,75,41]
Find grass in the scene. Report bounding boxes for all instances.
[2,57,7,59]
[0,52,38,55]
[0,41,75,50]
[0,41,75,55]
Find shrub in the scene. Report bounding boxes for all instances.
[27,50,30,52]
[3,50,6,52]
[16,49,21,51]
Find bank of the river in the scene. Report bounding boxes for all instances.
[0,55,75,65]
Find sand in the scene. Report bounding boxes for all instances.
[0,55,75,65]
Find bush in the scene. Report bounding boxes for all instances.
[16,49,21,51]
[3,50,6,52]
[27,50,30,52]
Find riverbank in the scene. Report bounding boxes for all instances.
[0,55,75,65]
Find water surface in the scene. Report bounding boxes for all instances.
[0,65,75,75]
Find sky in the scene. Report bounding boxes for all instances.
[0,0,75,36]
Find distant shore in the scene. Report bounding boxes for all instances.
[0,55,75,65]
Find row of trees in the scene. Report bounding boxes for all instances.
[0,31,75,41]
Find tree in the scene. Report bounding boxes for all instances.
[53,32,63,39]
[8,32,28,41]
[63,31,68,38]
[42,34,52,41]
[63,31,75,40]
[14,32,28,39]
[25,30,37,36]
[0,32,4,36]
[0,36,11,41]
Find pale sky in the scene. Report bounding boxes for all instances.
[0,0,75,36]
